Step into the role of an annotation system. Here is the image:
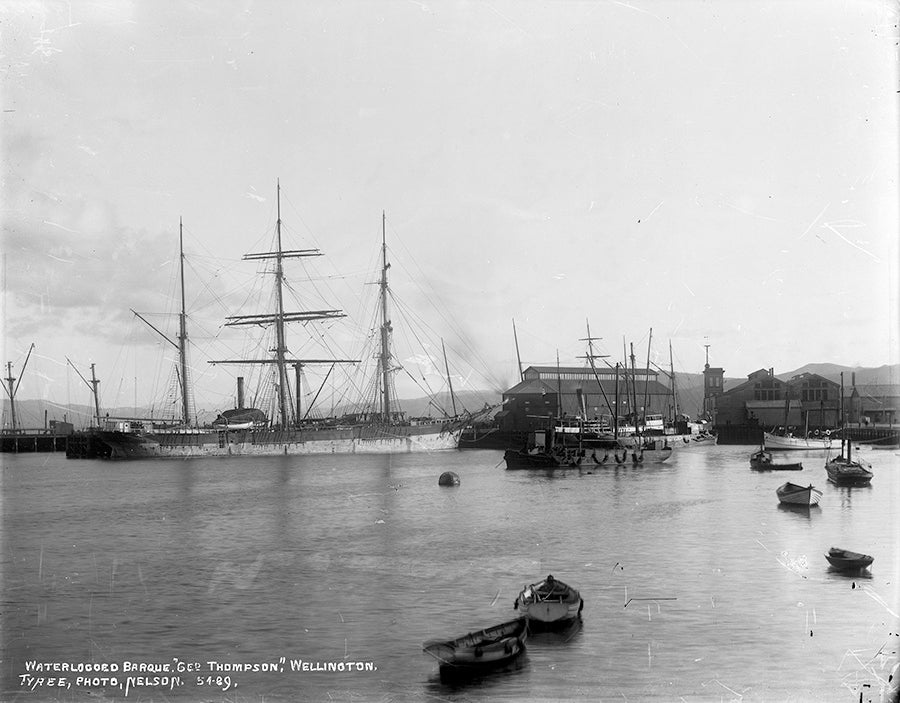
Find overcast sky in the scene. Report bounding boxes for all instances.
[2,1,898,420]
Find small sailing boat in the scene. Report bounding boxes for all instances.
[825,373,873,486]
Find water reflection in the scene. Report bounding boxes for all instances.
[825,566,874,580]
[527,618,584,646]
[834,484,874,510]
[424,652,530,693]
[776,502,820,519]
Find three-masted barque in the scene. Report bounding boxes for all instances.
[68,184,464,459]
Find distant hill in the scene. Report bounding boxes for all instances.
[777,363,899,386]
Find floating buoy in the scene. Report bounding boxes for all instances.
[438,471,460,487]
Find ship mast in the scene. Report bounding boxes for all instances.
[379,211,393,421]
[512,318,524,382]
[669,339,678,420]
[579,319,614,417]
[131,219,192,426]
[177,219,191,425]
[209,181,357,428]
[273,181,291,427]
[3,343,34,433]
[66,358,102,427]
[642,328,652,426]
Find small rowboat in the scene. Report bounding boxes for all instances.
[423,617,527,681]
[750,449,802,471]
[514,574,583,630]
[825,547,874,571]
[776,482,822,507]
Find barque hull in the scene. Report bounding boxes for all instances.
[69,424,460,459]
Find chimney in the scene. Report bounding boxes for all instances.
[237,377,245,409]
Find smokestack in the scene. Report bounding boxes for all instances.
[237,377,245,409]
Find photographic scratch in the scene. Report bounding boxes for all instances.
[645,201,664,221]
[611,2,699,60]
[486,4,530,36]
[821,220,880,262]
[799,204,829,239]
[42,220,81,234]
[860,585,899,619]
[725,200,781,222]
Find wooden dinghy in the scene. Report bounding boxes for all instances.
[776,482,822,507]
[825,547,874,571]
[750,449,803,471]
[514,574,584,630]
[423,617,527,681]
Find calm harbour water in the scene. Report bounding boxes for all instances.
[2,444,899,702]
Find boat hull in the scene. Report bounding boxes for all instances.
[825,458,873,486]
[520,600,582,628]
[423,618,527,681]
[764,432,833,451]
[750,451,803,471]
[515,576,583,630]
[504,449,561,469]
[68,424,461,459]
[825,548,873,571]
[776,482,822,506]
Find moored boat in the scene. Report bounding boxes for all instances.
[825,373,874,486]
[776,481,822,506]
[503,426,584,469]
[825,547,873,571]
[514,574,583,630]
[620,437,673,463]
[763,430,834,451]
[504,447,565,469]
[825,454,873,486]
[422,617,527,681]
[750,448,802,471]
[68,195,468,459]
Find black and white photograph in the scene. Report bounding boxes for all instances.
[2,1,899,701]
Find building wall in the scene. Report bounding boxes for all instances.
[499,365,676,432]
[498,392,558,431]
[714,370,844,430]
